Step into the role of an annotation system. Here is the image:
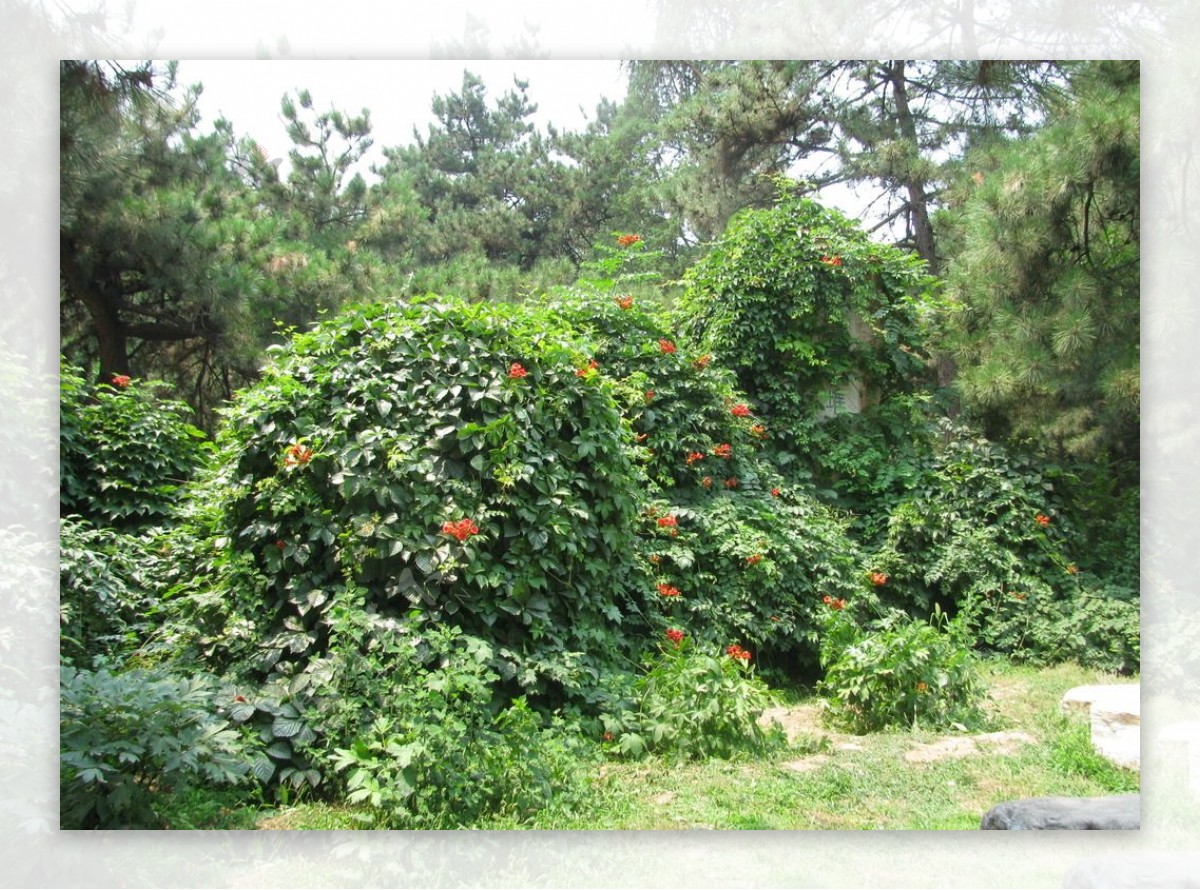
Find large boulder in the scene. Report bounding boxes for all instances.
[979,794,1140,830]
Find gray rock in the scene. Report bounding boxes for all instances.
[980,794,1140,830]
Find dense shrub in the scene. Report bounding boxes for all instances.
[818,599,988,733]
[60,663,263,828]
[174,295,647,706]
[602,631,784,761]
[867,422,1074,615]
[969,579,1140,674]
[864,422,1139,672]
[60,362,208,530]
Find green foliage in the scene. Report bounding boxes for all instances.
[176,295,645,703]
[969,580,1140,675]
[60,362,208,530]
[59,516,164,662]
[865,422,1139,673]
[329,623,594,828]
[603,633,784,761]
[818,601,988,733]
[60,663,263,829]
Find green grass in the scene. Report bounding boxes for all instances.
[186,660,1141,830]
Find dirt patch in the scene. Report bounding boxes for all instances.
[781,754,831,773]
[761,700,1038,767]
[904,731,1038,764]
[760,703,838,742]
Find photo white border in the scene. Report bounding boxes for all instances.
[3,1,1195,886]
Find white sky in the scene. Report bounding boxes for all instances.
[171,59,629,178]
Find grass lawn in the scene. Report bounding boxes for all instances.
[242,659,1138,831]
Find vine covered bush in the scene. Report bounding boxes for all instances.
[547,288,865,674]
[676,184,940,510]
[175,295,649,708]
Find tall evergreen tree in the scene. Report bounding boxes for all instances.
[938,60,1139,465]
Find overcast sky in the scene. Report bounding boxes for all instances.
[171,59,629,178]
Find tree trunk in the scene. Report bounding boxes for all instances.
[60,231,131,382]
[886,61,939,276]
[887,62,958,398]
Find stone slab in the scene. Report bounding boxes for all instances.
[1062,684,1140,770]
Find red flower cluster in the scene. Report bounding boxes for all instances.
[275,539,287,550]
[725,643,751,662]
[770,487,781,497]
[750,424,767,438]
[285,443,314,466]
[657,583,682,597]
[111,374,132,388]
[657,515,678,534]
[822,594,847,610]
[645,391,655,401]
[686,451,705,466]
[820,255,843,267]
[1035,513,1051,526]
[731,404,751,417]
[665,628,685,645]
[658,339,677,354]
[870,571,889,586]
[746,554,762,566]
[442,518,480,542]
[701,476,713,489]
[576,359,600,377]
[616,295,634,310]
[712,443,732,459]
[616,234,642,247]
[724,477,739,489]
[508,362,529,379]
[692,354,712,369]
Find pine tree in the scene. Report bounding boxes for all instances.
[939,61,1139,464]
